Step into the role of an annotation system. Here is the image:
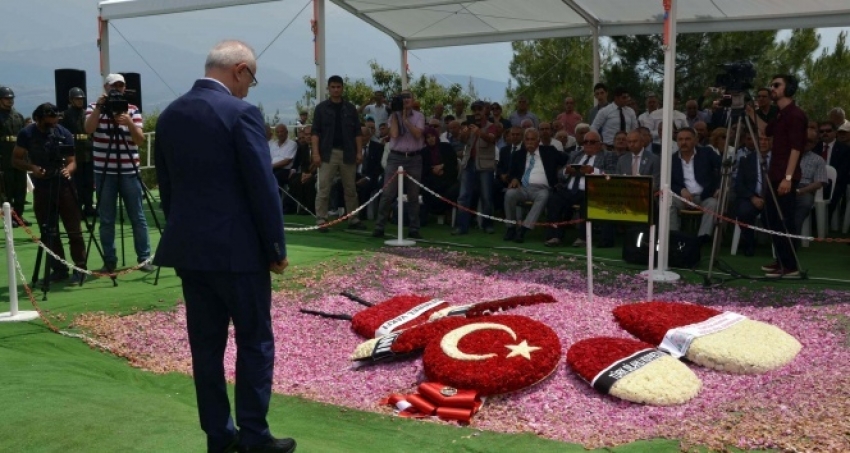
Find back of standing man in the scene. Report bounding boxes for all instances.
[311,75,365,232]
[154,39,294,453]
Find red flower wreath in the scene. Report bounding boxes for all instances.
[420,315,562,395]
[350,295,447,339]
[566,337,659,383]
[613,301,721,345]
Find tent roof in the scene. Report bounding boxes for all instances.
[99,0,850,50]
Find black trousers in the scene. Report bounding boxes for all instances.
[545,188,584,240]
[735,198,763,252]
[764,180,798,270]
[74,160,95,211]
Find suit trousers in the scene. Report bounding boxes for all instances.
[504,184,549,229]
[375,153,423,231]
[315,148,360,225]
[545,188,584,240]
[735,198,763,250]
[670,193,718,237]
[178,269,275,452]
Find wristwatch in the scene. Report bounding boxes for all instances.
[785,174,792,181]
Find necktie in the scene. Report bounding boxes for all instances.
[521,154,535,187]
[758,154,769,197]
[619,107,626,132]
[632,154,641,175]
[823,143,831,162]
[570,155,590,191]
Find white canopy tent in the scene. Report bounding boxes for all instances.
[98,0,850,276]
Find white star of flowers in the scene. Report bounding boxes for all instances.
[504,340,541,360]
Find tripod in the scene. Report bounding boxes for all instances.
[87,111,164,285]
[706,101,804,282]
[30,166,106,300]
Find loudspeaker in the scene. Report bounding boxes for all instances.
[622,227,701,269]
[54,68,87,111]
[119,72,142,113]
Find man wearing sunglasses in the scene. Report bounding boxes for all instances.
[813,121,850,220]
[762,74,808,277]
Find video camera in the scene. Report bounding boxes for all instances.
[389,94,407,112]
[42,130,73,179]
[104,89,129,115]
[714,60,756,110]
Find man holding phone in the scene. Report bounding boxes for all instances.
[454,100,499,235]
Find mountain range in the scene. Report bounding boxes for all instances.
[0,40,508,123]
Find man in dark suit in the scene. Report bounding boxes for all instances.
[495,126,522,214]
[154,40,295,453]
[670,127,722,243]
[813,121,850,219]
[543,131,607,246]
[617,130,661,189]
[503,128,568,243]
[734,136,772,256]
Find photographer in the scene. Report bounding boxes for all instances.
[372,90,425,239]
[12,103,85,285]
[84,73,153,273]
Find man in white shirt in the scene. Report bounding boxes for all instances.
[638,92,659,137]
[648,93,688,144]
[590,87,638,148]
[270,124,298,188]
[359,90,390,130]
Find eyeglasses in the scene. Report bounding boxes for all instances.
[244,66,258,87]
[583,140,601,145]
[771,82,782,88]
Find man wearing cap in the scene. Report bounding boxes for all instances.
[62,87,96,216]
[0,86,29,226]
[12,103,86,285]
[84,73,153,273]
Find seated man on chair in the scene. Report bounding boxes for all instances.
[670,127,721,244]
[794,129,827,236]
[543,130,606,247]
[734,135,773,256]
[503,128,567,243]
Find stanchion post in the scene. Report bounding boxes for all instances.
[647,224,656,301]
[385,167,415,247]
[586,221,593,303]
[1,202,39,322]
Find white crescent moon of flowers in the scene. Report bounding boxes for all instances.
[440,322,518,361]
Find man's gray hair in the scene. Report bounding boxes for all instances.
[829,107,846,117]
[524,127,539,140]
[205,40,256,72]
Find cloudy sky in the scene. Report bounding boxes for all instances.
[1,0,847,116]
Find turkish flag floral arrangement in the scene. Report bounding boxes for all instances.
[613,301,802,374]
[567,337,701,405]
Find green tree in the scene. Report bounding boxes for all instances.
[799,31,850,119]
[506,37,598,121]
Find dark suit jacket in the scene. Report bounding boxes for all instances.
[616,151,661,191]
[362,140,385,183]
[154,79,286,272]
[497,144,522,178]
[508,145,568,188]
[671,146,721,197]
[813,140,850,206]
[421,142,459,186]
[735,151,767,200]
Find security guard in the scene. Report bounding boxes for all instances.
[0,86,29,225]
[62,87,95,216]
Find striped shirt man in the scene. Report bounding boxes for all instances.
[85,102,143,175]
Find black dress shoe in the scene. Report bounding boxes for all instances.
[514,227,529,243]
[238,437,296,453]
[503,227,516,241]
[408,230,422,239]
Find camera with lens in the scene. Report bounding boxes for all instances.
[41,132,73,179]
[104,89,129,115]
[389,94,405,112]
[714,60,756,110]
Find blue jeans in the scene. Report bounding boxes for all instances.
[96,173,151,265]
[456,164,494,232]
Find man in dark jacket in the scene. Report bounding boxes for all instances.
[670,127,721,242]
[61,87,95,216]
[311,75,364,231]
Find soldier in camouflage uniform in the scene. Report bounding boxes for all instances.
[0,86,29,226]
[62,87,96,216]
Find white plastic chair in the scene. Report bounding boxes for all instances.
[842,186,850,234]
[801,165,836,246]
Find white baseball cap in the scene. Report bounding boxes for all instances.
[104,73,125,86]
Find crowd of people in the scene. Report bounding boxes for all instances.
[271,79,849,276]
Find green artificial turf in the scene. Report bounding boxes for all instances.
[2,203,832,452]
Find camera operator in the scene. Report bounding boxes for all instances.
[372,90,425,239]
[12,103,85,285]
[84,73,153,273]
[61,87,96,217]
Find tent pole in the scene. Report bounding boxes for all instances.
[314,0,326,101]
[592,28,600,86]
[99,15,110,79]
[654,0,680,282]
[398,40,409,90]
